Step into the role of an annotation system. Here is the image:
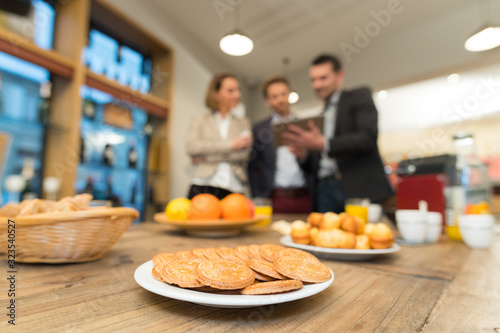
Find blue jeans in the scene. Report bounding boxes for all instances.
[315,177,346,213]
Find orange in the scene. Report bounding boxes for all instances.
[188,194,221,220]
[465,202,490,215]
[220,193,252,219]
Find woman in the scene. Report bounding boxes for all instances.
[186,73,252,200]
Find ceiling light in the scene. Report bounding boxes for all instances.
[377,90,388,99]
[447,73,460,83]
[465,25,500,52]
[288,92,299,104]
[220,32,254,56]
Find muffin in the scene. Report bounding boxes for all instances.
[340,214,365,235]
[320,212,341,230]
[307,212,324,228]
[309,227,319,246]
[355,234,371,250]
[364,223,376,236]
[291,220,310,245]
[315,229,356,249]
[368,223,395,249]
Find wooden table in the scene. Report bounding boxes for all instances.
[1,216,499,332]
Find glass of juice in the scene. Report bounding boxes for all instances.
[345,198,370,223]
[253,197,273,226]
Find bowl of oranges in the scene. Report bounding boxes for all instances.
[153,194,268,237]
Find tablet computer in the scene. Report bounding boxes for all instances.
[272,116,324,147]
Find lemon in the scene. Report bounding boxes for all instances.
[165,198,191,221]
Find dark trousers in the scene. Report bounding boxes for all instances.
[271,188,314,214]
[315,177,346,213]
[187,185,232,200]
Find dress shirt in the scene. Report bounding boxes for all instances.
[318,90,342,179]
[271,112,306,189]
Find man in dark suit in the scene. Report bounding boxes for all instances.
[283,54,393,213]
[248,76,313,213]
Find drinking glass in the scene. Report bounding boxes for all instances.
[345,198,370,223]
[253,197,272,226]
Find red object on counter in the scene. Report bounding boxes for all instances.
[397,173,446,227]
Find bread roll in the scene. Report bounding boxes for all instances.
[0,203,21,217]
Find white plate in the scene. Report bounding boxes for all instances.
[280,236,401,261]
[134,260,334,308]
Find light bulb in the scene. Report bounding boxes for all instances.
[464,26,500,52]
[220,33,254,56]
[288,91,299,104]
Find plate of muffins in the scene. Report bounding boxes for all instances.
[279,212,400,261]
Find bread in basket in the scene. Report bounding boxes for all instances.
[0,194,138,263]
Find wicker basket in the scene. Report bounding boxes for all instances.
[0,207,138,263]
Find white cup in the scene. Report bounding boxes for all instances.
[368,204,383,223]
[426,212,442,243]
[396,209,427,244]
[458,214,494,249]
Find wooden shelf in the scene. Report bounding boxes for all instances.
[0,27,74,78]
[84,69,169,118]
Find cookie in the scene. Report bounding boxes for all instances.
[195,259,255,290]
[247,259,287,280]
[274,256,331,283]
[201,248,222,260]
[241,279,303,295]
[161,258,207,288]
[247,244,265,260]
[216,247,245,265]
[152,262,168,282]
[272,248,319,263]
[190,248,208,259]
[152,253,176,265]
[253,271,275,281]
[259,244,284,262]
[175,250,194,259]
[234,246,250,262]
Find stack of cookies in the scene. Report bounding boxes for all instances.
[151,244,332,295]
[290,212,395,249]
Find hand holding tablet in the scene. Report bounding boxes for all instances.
[272,116,324,148]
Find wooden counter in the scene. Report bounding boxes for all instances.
[1,216,499,332]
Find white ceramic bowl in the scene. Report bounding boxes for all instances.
[396,209,427,244]
[426,212,442,243]
[458,214,494,249]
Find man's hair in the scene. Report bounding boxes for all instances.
[205,72,237,110]
[260,75,291,98]
[311,54,342,72]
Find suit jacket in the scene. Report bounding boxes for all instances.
[301,87,394,203]
[248,117,314,198]
[186,112,251,183]
[248,117,275,197]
